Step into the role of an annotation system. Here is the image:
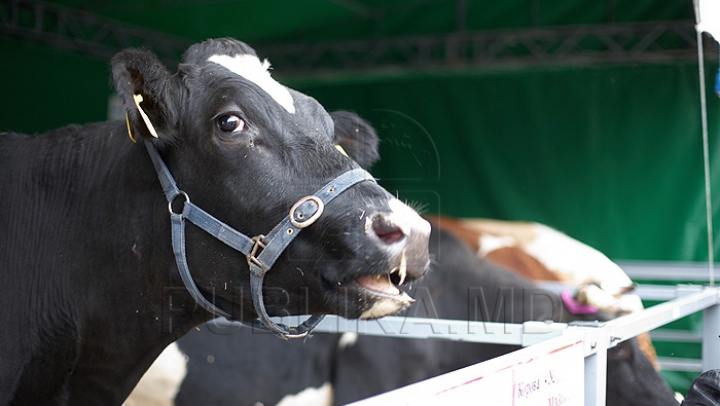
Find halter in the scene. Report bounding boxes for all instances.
[143,140,375,339]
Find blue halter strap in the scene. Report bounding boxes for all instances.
[143,140,375,339]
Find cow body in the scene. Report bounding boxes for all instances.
[0,38,430,405]
[1,125,174,405]
[153,223,678,406]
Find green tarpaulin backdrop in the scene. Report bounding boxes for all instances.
[2,31,719,393]
[293,62,720,263]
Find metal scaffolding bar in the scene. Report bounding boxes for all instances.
[0,0,191,66]
[583,329,609,406]
[602,288,718,344]
[2,2,715,75]
[619,260,720,281]
[257,20,719,75]
[702,303,720,370]
[310,315,569,347]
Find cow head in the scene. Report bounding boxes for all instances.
[111,38,430,325]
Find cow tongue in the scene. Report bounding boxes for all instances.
[355,274,401,296]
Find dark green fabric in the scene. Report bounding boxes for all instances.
[293,61,720,394]
[2,32,718,396]
[0,37,113,134]
[44,0,694,44]
[295,62,720,263]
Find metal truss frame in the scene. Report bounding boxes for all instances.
[258,20,719,74]
[0,0,191,66]
[2,1,716,74]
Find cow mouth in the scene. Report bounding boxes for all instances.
[328,248,428,320]
[355,250,412,298]
[350,263,416,319]
[354,273,408,298]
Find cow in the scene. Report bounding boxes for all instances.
[427,214,659,367]
[133,222,679,406]
[424,215,641,314]
[130,114,679,406]
[0,38,431,405]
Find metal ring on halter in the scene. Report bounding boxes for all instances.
[168,191,190,215]
[289,196,325,229]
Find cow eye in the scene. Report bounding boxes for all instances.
[217,115,245,133]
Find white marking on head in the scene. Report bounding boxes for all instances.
[124,342,187,406]
[338,332,358,349]
[275,382,333,406]
[208,54,296,114]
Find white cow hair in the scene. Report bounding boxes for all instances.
[521,223,634,296]
[274,382,333,406]
[473,219,639,313]
[475,221,634,296]
[208,54,296,114]
[477,234,516,256]
[359,298,403,320]
[338,332,358,349]
[377,199,432,259]
[124,342,187,406]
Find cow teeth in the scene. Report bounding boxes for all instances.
[355,275,400,296]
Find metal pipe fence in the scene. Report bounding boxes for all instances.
[297,285,720,406]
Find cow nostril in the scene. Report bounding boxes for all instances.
[372,217,405,244]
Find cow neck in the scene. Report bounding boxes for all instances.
[142,140,375,339]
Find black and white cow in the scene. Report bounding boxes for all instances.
[0,38,430,405]
[133,114,678,406]
[145,222,678,406]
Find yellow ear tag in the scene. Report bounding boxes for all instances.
[125,111,137,143]
[132,94,159,138]
[335,144,349,157]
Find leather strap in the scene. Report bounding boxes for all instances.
[144,140,375,338]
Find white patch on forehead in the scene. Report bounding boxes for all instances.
[208,54,296,114]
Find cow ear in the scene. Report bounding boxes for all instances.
[111,48,178,143]
[330,111,380,170]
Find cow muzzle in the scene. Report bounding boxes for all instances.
[352,199,431,319]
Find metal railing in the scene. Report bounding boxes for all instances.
[296,285,720,405]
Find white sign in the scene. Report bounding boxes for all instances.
[399,340,584,406]
[514,341,584,406]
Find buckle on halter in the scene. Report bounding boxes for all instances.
[247,235,268,274]
[289,196,325,229]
